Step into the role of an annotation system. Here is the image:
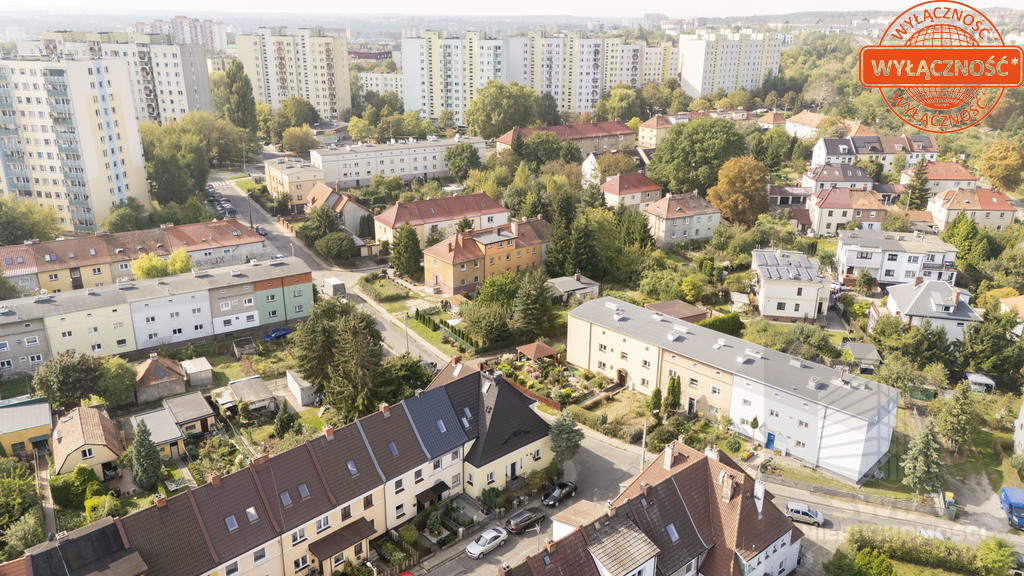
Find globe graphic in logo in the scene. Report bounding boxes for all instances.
[903,24,980,110]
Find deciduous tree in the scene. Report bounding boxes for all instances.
[32,352,103,411]
[706,157,769,227]
[647,117,747,195]
[445,143,483,181]
[281,125,318,155]
[975,536,1016,576]
[880,211,912,232]
[298,205,341,246]
[315,232,356,261]
[100,357,138,407]
[980,139,1024,192]
[100,197,149,233]
[465,81,540,140]
[596,153,639,182]
[594,87,642,122]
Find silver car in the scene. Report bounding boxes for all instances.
[465,527,508,559]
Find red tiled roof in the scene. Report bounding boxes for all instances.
[786,110,826,128]
[640,114,675,129]
[307,182,370,216]
[496,121,634,145]
[901,160,976,181]
[644,192,718,219]
[163,219,264,252]
[758,111,786,125]
[932,187,1016,211]
[422,217,551,265]
[811,187,886,212]
[0,244,37,277]
[525,528,600,576]
[136,355,185,388]
[375,192,508,229]
[600,172,663,196]
[53,407,122,472]
[31,236,112,272]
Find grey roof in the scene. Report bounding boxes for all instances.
[473,228,518,246]
[312,136,484,157]
[838,229,957,255]
[842,342,881,362]
[820,137,856,156]
[805,163,873,182]
[25,516,147,576]
[618,478,706,575]
[570,297,899,420]
[547,275,599,295]
[0,396,51,435]
[402,387,469,460]
[180,357,213,374]
[752,249,826,283]
[229,376,275,403]
[130,409,184,446]
[584,515,661,576]
[887,281,981,323]
[356,403,429,481]
[162,391,214,424]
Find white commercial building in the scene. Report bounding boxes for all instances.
[311,137,484,188]
[752,249,830,323]
[836,229,959,286]
[20,32,212,125]
[0,58,149,233]
[677,29,782,97]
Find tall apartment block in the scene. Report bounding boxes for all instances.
[235,28,352,121]
[130,16,229,53]
[18,32,213,125]
[401,30,679,122]
[677,29,782,97]
[0,59,149,232]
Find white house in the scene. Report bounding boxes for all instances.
[836,229,959,286]
[600,172,664,211]
[129,288,215,348]
[927,187,1017,231]
[643,192,721,247]
[900,161,976,195]
[752,249,830,323]
[1014,396,1024,454]
[807,187,887,235]
[802,163,875,191]
[811,134,938,171]
[873,278,981,340]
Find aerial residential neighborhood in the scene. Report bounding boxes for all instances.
[1,4,1024,576]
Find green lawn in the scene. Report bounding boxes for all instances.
[890,560,963,576]
[405,315,462,358]
[585,390,651,428]
[207,354,246,386]
[0,376,31,399]
[234,178,260,193]
[297,407,323,431]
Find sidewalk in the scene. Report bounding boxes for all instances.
[36,455,56,535]
[176,457,198,489]
[353,286,449,364]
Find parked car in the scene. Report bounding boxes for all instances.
[465,528,508,559]
[784,502,825,527]
[1001,487,1024,529]
[542,481,577,507]
[256,226,268,236]
[262,328,292,341]
[505,507,545,535]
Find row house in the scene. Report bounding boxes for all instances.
[784,110,878,139]
[643,192,721,248]
[807,186,887,234]
[0,258,312,374]
[495,122,635,157]
[900,160,976,195]
[927,187,1017,231]
[0,219,268,296]
[374,192,510,249]
[752,249,830,323]
[811,134,939,171]
[801,163,875,191]
[567,297,899,482]
[836,229,959,286]
[312,137,485,188]
[0,360,553,576]
[422,217,551,296]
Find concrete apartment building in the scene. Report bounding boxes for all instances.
[567,297,899,482]
[356,72,403,97]
[495,122,635,157]
[837,229,959,286]
[677,29,783,97]
[264,159,325,213]
[752,249,830,323]
[311,136,484,188]
[206,55,236,74]
[0,58,149,233]
[928,188,1017,231]
[900,160,976,194]
[19,32,213,125]
[373,192,509,248]
[130,16,229,53]
[236,27,352,120]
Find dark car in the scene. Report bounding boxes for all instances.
[542,481,577,507]
[262,328,292,341]
[1014,551,1024,569]
[505,507,545,534]
[256,226,268,236]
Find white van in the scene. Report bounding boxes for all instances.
[785,502,825,527]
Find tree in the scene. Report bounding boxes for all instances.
[876,352,922,401]
[100,198,149,233]
[131,420,160,491]
[299,205,341,246]
[465,81,540,140]
[510,269,554,340]
[455,216,474,233]
[891,152,908,175]
[0,197,61,245]
[130,249,190,279]
[2,512,42,561]
[647,117,747,195]
[751,127,793,174]
[596,153,639,182]
[290,299,351,391]
[315,232,356,261]
[815,116,848,139]
[664,376,681,414]
[445,142,483,181]
[99,357,137,407]
[903,159,931,210]
[857,269,874,291]
[273,402,295,438]
[880,211,912,232]
[327,312,387,420]
[936,381,977,457]
[550,410,585,464]
[649,387,663,423]
[223,60,257,133]
[167,249,193,275]
[980,139,1024,192]
[424,225,446,248]
[281,125,318,154]
[32,352,103,411]
[437,109,457,133]
[0,271,18,301]
[856,158,885,183]
[565,217,599,278]
[269,97,321,143]
[391,224,424,279]
[140,121,209,204]
[535,92,562,127]
[975,536,1016,576]
[961,308,1024,388]
[594,87,642,122]
[0,457,38,557]
[707,157,769,227]
[854,549,897,576]
[901,422,944,495]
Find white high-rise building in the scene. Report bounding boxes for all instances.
[357,72,404,98]
[677,29,782,97]
[130,16,229,53]
[19,32,212,125]
[236,27,352,121]
[0,59,149,232]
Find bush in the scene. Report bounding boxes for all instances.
[427,511,443,537]
[399,523,419,546]
[50,465,102,509]
[721,437,742,453]
[413,504,436,531]
[646,425,679,453]
[481,487,503,509]
[698,313,744,337]
[845,525,977,574]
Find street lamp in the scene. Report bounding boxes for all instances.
[640,409,659,471]
[404,312,410,353]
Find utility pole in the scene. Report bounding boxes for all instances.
[404,312,410,353]
[639,409,657,471]
[247,193,254,230]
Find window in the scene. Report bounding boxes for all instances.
[796,287,803,296]
[29,354,42,364]
[452,473,461,486]
[668,369,677,378]
[798,420,809,428]
[887,253,898,261]
[253,548,267,564]
[451,449,460,462]
[245,506,258,523]
[294,305,303,313]
[742,399,752,406]
[642,359,650,368]
[291,528,306,546]
[711,386,722,396]
[280,491,293,507]
[363,494,373,508]
[298,483,310,499]
[388,441,399,457]
[433,458,442,471]
[91,344,102,352]
[222,320,231,328]
[740,418,750,426]
[172,328,183,335]
[795,440,806,448]
[293,290,302,298]
[61,331,72,339]
[856,251,871,259]
[355,542,364,556]
[225,562,239,576]
[414,469,423,482]
[533,448,542,461]
[395,478,404,492]
[24,337,38,347]
[334,553,345,567]
[116,339,127,347]
[437,419,446,433]
[81,448,94,459]
[266,294,277,302]
[598,344,607,352]
[396,503,406,518]
[243,297,253,306]
[666,523,680,543]
[776,302,786,311]
[620,351,628,360]
[48,274,58,281]
[486,471,495,485]
[467,473,474,486]
[597,361,606,369]
[316,515,330,532]
[689,378,698,388]
[225,515,238,532]
[342,505,352,520]
[220,302,231,311]
[294,555,309,572]
[346,460,358,476]
[194,325,204,331]
[769,409,779,417]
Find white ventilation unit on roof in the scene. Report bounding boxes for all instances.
[652,312,664,322]
[788,358,803,368]
[744,348,764,359]
[713,338,725,349]
[673,324,689,335]
[230,269,241,277]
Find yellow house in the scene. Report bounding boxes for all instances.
[264,159,325,214]
[41,294,138,357]
[130,409,185,461]
[52,406,122,476]
[0,396,52,459]
[31,236,115,293]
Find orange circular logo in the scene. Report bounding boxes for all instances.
[859,0,1024,133]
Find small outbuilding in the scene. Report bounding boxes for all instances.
[645,299,709,323]
[966,372,996,393]
[162,391,216,437]
[841,342,882,373]
[213,376,277,413]
[180,357,214,389]
[517,341,559,364]
[287,370,316,407]
[129,409,185,461]
[546,272,600,302]
[135,354,186,404]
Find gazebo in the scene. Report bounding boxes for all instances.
[517,341,559,364]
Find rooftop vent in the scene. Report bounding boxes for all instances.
[788,358,803,368]
[713,338,726,349]
[652,312,664,321]
[230,269,242,277]
[744,348,764,359]
[808,377,824,390]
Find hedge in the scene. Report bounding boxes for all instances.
[50,465,103,509]
[845,525,978,575]
[698,313,744,337]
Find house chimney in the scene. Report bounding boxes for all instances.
[154,493,166,508]
[721,475,736,502]
[606,500,617,517]
[753,480,766,519]
[452,355,462,366]
[210,473,221,487]
[379,402,390,416]
[252,453,269,468]
[499,564,512,575]
[704,445,720,461]
[415,388,422,398]
[574,270,581,282]
[448,242,454,253]
[640,480,649,497]
[543,538,556,554]
[913,276,923,286]
[663,441,675,470]
[323,425,334,440]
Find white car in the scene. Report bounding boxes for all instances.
[465,527,508,559]
[784,502,825,527]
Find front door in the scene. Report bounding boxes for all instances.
[170,444,179,459]
[687,397,697,416]
[766,432,776,451]
[617,370,626,387]
[510,461,517,479]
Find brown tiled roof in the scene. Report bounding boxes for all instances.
[0,244,38,278]
[355,403,428,481]
[525,528,600,576]
[427,358,479,389]
[617,476,707,575]
[309,422,385,505]
[496,121,634,146]
[0,557,28,576]
[644,300,708,322]
[163,219,264,252]
[640,115,675,129]
[31,236,112,273]
[551,500,606,528]
[249,444,336,533]
[374,192,508,229]
[600,173,663,196]
[120,491,217,576]
[758,111,786,125]
[191,467,281,564]
[932,187,1015,211]
[307,182,370,216]
[101,229,171,266]
[53,407,121,472]
[785,110,826,128]
[308,517,376,561]
[422,217,551,265]
[135,355,185,388]
[422,232,484,265]
[901,160,975,181]
[643,192,718,219]
[1001,294,1024,321]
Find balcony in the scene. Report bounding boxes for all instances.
[61,157,84,169]
[921,261,953,270]
[65,183,88,194]
[48,102,72,114]
[58,144,78,155]
[69,197,91,209]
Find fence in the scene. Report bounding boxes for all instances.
[760,475,946,517]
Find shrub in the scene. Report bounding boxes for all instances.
[481,487,503,509]
[646,425,679,453]
[427,511,443,537]
[414,505,436,531]
[845,525,977,574]
[698,313,744,336]
[721,437,742,453]
[399,523,419,546]
[50,465,102,509]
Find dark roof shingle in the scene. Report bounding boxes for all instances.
[356,403,428,481]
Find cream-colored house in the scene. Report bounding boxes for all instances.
[264,159,326,214]
[644,192,720,247]
[751,249,830,323]
[52,406,122,476]
[927,187,1017,231]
